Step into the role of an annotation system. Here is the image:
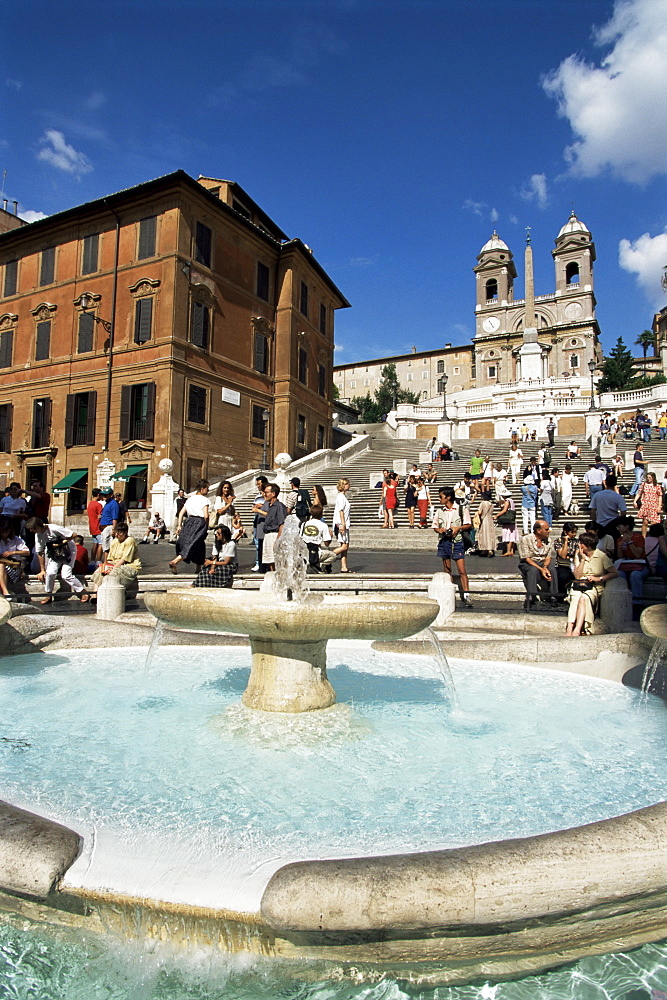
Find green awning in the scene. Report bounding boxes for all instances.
[110,464,148,481]
[52,469,88,494]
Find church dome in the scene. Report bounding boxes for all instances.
[480,230,509,253]
[557,212,590,239]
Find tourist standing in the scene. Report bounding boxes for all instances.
[629,443,647,497]
[332,478,352,573]
[169,480,210,574]
[251,476,269,572]
[475,491,496,557]
[560,465,579,514]
[496,491,518,557]
[416,476,430,528]
[382,473,398,529]
[508,443,524,484]
[635,472,663,527]
[432,486,473,607]
[98,488,121,557]
[546,418,556,447]
[86,488,104,562]
[521,475,538,536]
[540,471,554,527]
[469,449,484,483]
[404,475,417,528]
[213,481,236,529]
[258,483,286,572]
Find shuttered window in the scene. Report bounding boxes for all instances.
[120,383,156,441]
[134,298,153,343]
[253,332,268,374]
[82,234,99,274]
[3,260,17,297]
[298,347,307,385]
[300,281,308,317]
[256,261,269,301]
[0,403,12,452]
[0,330,13,369]
[319,303,327,336]
[65,391,97,446]
[187,385,207,425]
[194,222,212,268]
[35,321,51,361]
[191,301,210,350]
[78,312,94,353]
[318,364,326,397]
[252,404,266,440]
[138,216,157,259]
[32,398,51,448]
[40,247,55,286]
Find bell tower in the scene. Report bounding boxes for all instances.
[473,232,517,316]
[552,212,596,295]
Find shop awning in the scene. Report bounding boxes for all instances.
[52,469,88,495]
[110,464,148,481]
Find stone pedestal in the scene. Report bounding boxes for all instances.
[600,577,633,633]
[518,328,543,382]
[242,638,336,713]
[149,458,180,530]
[96,576,126,621]
[428,573,457,626]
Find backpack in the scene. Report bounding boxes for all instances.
[543,448,552,467]
[294,488,311,520]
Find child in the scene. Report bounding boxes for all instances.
[231,513,247,542]
[300,504,336,573]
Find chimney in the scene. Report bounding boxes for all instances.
[411,345,416,354]
[12,201,18,215]
[445,343,451,349]
[2,200,7,212]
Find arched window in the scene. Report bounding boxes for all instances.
[566,262,580,285]
[485,278,498,301]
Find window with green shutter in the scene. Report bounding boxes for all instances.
[77,312,94,353]
[188,385,207,424]
[0,403,12,452]
[138,216,157,259]
[0,329,13,368]
[253,331,268,374]
[3,260,17,297]
[32,398,51,448]
[134,298,153,344]
[256,261,269,301]
[194,222,212,268]
[40,247,55,286]
[82,234,98,275]
[191,300,210,350]
[35,321,51,361]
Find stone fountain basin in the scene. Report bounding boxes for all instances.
[145,588,439,641]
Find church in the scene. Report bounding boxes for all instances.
[335,213,605,442]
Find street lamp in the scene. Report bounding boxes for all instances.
[437,373,449,419]
[588,359,597,411]
[79,293,112,333]
[261,408,270,470]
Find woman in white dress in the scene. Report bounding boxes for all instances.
[561,464,579,514]
[169,480,210,573]
[508,444,524,485]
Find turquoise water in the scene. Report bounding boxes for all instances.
[1,644,667,995]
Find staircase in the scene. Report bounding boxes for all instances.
[232,433,614,550]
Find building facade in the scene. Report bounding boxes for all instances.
[334,343,475,404]
[0,171,348,520]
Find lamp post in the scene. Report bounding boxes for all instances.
[588,359,597,412]
[437,373,449,420]
[261,408,270,470]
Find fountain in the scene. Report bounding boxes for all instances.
[144,518,440,712]
[2,534,667,995]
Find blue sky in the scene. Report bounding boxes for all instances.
[2,0,666,365]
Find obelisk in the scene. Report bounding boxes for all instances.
[518,228,543,381]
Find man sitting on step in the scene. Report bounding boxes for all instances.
[518,520,559,611]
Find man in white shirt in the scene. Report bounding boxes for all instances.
[300,505,336,573]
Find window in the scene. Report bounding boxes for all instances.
[350,380,356,388]
[566,261,580,285]
[364,379,370,386]
[317,425,325,450]
[300,281,308,318]
[134,298,153,344]
[188,384,207,425]
[319,302,327,336]
[232,198,251,220]
[570,354,580,369]
[82,234,99,275]
[138,216,157,259]
[318,365,326,397]
[0,328,13,368]
[453,366,460,375]
[485,278,498,301]
[119,382,156,441]
[437,360,444,373]
[297,414,306,446]
[256,261,270,301]
[253,331,269,374]
[194,221,212,268]
[406,373,413,381]
[0,403,12,452]
[298,346,307,385]
[3,260,17,297]
[39,247,55,286]
[488,365,497,379]
[35,321,51,361]
[66,470,89,515]
[65,391,96,446]
[422,371,428,379]
[78,312,94,354]
[32,398,51,448]
[252,404,266,440]
[191,300,210,350]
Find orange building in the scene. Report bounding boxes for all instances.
[0,171,348,521]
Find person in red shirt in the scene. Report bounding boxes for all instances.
[72,535,91,576]
[86,489,103,563]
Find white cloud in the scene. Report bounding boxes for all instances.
[543,0,667,182]
[490,207,499,224]
[84,91,106,110]
[619,228,667,307]
[5,78,21,91]
[520,173,548,208]
[19,209,48,223]
[463,199,501,224]
[37,130,92,177]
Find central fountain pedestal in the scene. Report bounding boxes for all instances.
[145,588,439,713]
[243,637,335,712]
